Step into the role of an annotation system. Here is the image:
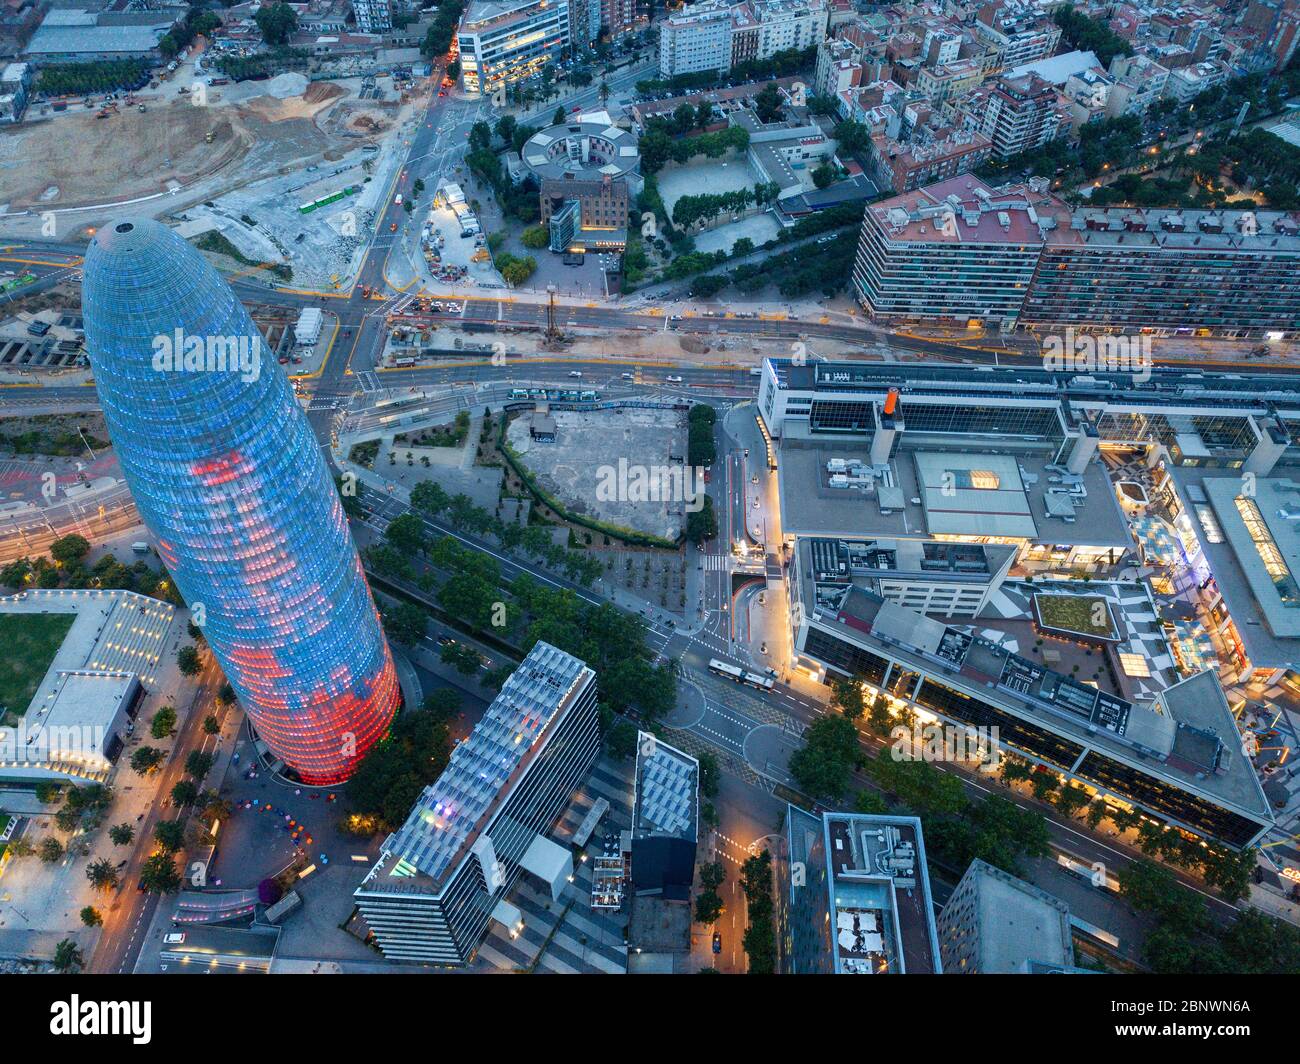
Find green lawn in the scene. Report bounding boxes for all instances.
[1034,594,1117,639]
[0,612,76,716]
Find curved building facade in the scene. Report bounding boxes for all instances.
[83,220,398,784]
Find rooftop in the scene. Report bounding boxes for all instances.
[943,858,1074,974]
[825,812,940,974]
[1199,474,1300,649]
[364,642,594,892]
[804,583,1272,823]
[778,443,1130,547]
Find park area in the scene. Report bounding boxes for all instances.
[1033,593,1119,640]
[0,611,75,719]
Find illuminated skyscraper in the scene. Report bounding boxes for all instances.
[83,219,398,784]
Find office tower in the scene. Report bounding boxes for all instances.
[356,642,600,965]
[82,219,399,784]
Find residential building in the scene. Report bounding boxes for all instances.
[869,128,992,193]
[974,1,1062,71]
[853,177,1300,338]
[658,0,827,78]
[967,73,1067,159]
[851,176,1060,326]
[82,220,400,784]
[0,60,30,123]
[938,859,1080,973]
[351,0,391,33]
[774,808,942,974]
[457,0,571,96]
[1023,205,1300,338]
[1105,54,1169,118]
[354,642,601,965]
[1162,58,1230,101]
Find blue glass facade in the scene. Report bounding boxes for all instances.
[83,220,398,784]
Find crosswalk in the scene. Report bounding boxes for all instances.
[355,371,381,393]
[700,554,731,571]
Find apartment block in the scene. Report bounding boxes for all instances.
[658,0,827,78]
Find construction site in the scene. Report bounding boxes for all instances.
[0,70,416,282]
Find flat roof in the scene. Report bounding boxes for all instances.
[634,732,698,842]
[368,641,594,891]
[825,813,940,974]
[0,589,175,715]
[778,442,1129,547]
[947,859,1073,973]
[1202,476,1300,642]
[804,582,1272,822]
[24,23,169,55]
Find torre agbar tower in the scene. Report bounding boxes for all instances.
[83,220,399,784]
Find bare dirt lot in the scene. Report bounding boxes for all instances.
[0,83,364,213]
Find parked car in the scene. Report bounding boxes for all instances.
[712,932,722,954]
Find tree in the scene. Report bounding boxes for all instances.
[171,779,199,807]
[553,106,566,127]
[80,906,103,928]
[694,888,724,924]
[383,601,428,646]
[185,750,214,781]
[789,714,859,802]
[446,58,461,81]
[605,719,638,759]
[176,644,202,676]
[38,836,64,863]
[754,82,784,123]
[440,640,482,675]
[384,512,427,554]
[494,113,517,147]
[347,694,454,829]
[53,938,84,972]
[202,714,220,735]
[812,162,835,189]
[49,534,90,565]
[254,1,297,46]
[132,746,164,775]
[139,852,182,894]
[830,674,866,720]
[109,823,135,846]
[151,705,177,739]
[217,681,236,706]
[520,224,550,249]
[154,819,186,853]
[832,120,871,153]
[684,495,717,544]
[86,857,119,892]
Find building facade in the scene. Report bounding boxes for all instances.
[351,0,392,33]
[938,859,1078,973]
[658,0,827,78]
[852,177,1300,337]
[355,642,600,965]
[82,220,399,785]
[457,0,571,96]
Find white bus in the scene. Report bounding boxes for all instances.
[708,659,744,682]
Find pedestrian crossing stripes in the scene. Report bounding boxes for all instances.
[700,554,731,571]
